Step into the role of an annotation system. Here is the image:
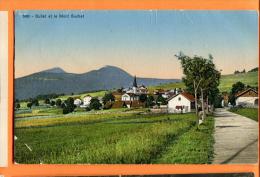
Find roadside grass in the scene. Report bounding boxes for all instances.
[155,116,215,164]
[229,108,258,122]
[15,113,201,164]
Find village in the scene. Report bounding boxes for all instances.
[69,76,258,115]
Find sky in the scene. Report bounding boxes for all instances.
[15,10,258,79]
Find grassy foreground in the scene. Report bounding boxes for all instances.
[229,108,258,122]
[14,111,214,164]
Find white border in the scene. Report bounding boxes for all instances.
[0,11,8,167]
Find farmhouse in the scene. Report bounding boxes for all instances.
[74,98,82,107]
[167,92,195,113]
[80,95,92,108]
[235,88,258,107]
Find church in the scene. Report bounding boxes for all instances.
[121,76,148,101]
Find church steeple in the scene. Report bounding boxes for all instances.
[133,76,137,87]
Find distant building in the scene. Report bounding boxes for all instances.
[122,93,139,101]
[221,92,229,107]
[74,98,82,107]
[80,95,92,108]
[235,88,258,107]
[121,76,148,102]
[125,76,148,95]
[167,92,195,113]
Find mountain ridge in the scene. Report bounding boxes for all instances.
[15,65,180,100]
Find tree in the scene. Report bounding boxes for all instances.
[176,52,220,125]
[139,94,147,103]
[156,94,167,105]
[50,100,56,106]
[231,81,245,94]
[27,102,32,109]
[229,81,246,105]
[15,103,21,110]
[62,97,76,114]
[32,99,39,106]
[56,99,62,107]
[89,98,102,110]
[145,95,155,107]
[102,92,115,105]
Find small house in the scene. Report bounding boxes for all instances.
[235,88,258,107]
[74,98,82,107]
[167,92,195,113]
[80,95,92,108]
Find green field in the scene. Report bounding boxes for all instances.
[149,71,258,93]
[14,110,214,164]
[229,108,258,122]
[219,71,258,92]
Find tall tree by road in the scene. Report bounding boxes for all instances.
[176,52,220,125]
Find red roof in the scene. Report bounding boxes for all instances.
[167,92,195,102]
[235,88,258,98]
[181,92,195,101]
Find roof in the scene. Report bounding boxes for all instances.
[167,92,195,102]
[235,88,258,98]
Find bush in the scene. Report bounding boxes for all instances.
[56,99,62,107]
[50,100,55,106]
[89,98,102,110]
[62,97,76,114]
[15,103,21,110]
[27,102,32,109]
[102,92,115,105]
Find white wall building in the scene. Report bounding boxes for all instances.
[121,93,139,101]
[235,88,258,107]
[80,95,92,108]
[74,98,82,107]
[167,92,195,113]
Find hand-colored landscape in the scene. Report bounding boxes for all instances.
[14,10,258,164]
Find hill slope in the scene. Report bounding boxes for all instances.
[219,71,258,92]
[15,66,179,100]
[147,71,258,93]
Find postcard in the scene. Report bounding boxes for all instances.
[13,10,258,164]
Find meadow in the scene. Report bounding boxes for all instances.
[147,71,258,93]
[14,110,214,164]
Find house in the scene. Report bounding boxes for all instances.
[80,95,92,108]
[74,98,82,107]
[167,92,195,113]
[221,92,229,107]
[235,88,258,107]
[121,93,139,101]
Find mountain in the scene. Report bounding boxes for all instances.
[41,67,66,74]
[15,65,180,100]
